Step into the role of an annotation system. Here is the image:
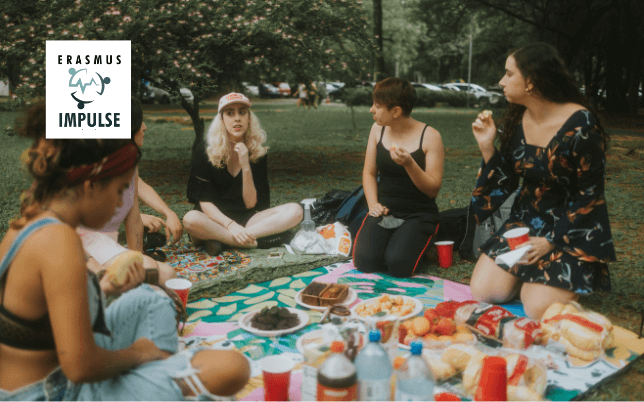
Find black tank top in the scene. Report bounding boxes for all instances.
[376,125,439,214]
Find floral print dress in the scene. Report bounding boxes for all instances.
[472,110,615,293]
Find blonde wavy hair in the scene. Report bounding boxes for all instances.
[205,110,268,168]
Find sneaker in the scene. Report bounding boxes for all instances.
[203,240,223,256]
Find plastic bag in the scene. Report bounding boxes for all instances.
[454,302,542,349]
[290,230,332,255]
[318,222,352,257]
[539,301,613,361]
[290,222,352,256]
[460,349,547,401]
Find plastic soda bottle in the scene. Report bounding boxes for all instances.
[317,341,358,401]
[355,330,392,401]
[395,341,435,401]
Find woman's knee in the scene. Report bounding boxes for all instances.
[190,350,250,397]
[384,253,415,278]
[520,284,578,320]
[182,210,203,234]
[288,202,304,221]
[142,256,177,284]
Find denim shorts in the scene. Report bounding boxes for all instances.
[1,285,198,401]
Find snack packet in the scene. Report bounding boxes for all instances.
[454,302,542,349]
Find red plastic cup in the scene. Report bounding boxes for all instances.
[435,392,462,401]
[261,355,295,401]
[475,356,507,401]
[165,278,192,309]
[503,228,530,250]
[435,241,454,268]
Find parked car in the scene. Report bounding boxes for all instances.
[141,83,193,104]
[259,83,282,98]
[412,83,443,91]
[324,82,344,101]
[272,82,291,97]
[241,82,259,97]
[441,82,503,106]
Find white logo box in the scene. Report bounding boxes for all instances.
[46,40,131,139]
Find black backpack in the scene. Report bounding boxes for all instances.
[335,185,369,239]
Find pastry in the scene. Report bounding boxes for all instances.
[105,251,143,287]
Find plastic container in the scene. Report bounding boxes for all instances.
[317,341,358,401]
[355,330,392,401]
[395,341,435,401]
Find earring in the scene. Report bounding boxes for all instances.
[525,87,532,96]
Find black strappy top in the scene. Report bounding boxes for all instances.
[0,218,111,350]
[375,125,439,215]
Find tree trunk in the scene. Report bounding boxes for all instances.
[373,0,385,80]
[185,97,205,160]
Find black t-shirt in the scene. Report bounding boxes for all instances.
[187,140,270,216]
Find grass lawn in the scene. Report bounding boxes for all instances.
[1,100,643,400]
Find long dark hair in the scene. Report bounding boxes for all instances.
[14,103,138,229]
[131,97,143,139]
[497,43,608,155]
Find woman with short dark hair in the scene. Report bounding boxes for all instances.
[353,77,444,278]
[469,43,615,319]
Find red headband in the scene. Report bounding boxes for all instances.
[64,143,139,185]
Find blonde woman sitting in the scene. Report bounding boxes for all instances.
[183,93,303,255]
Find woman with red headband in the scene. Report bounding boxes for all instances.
[0,104,249,400]
[77,98,178,286]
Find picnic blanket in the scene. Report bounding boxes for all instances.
[160,243,348,301]
[174,261,644,401]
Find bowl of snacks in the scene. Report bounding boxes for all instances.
[238,306,309,337]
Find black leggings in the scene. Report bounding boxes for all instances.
[352,212,439,278]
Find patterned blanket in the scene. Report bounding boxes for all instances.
[160,244,348,301]
[172,261,644,401]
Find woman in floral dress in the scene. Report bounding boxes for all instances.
[469,43,615,319]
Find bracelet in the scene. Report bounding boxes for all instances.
[226,220,235,229]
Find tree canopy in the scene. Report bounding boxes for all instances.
[1,0,376,145]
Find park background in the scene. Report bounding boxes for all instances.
[1,0,643,399]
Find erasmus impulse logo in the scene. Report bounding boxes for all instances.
[46,41,131,139]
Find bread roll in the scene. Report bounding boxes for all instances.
[105,251,143,287]
[426,356,458,381]
[541,302,565,321]
[507,385,543,401]
[559,337,603,361]
[441,344,484,371]
[461,353,486,392]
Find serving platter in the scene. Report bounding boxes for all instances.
[350,295,423,322]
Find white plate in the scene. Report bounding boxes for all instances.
[294,287,358,311]
[295,329,325,354]
[350,295,424,322]
[238,307,309,338]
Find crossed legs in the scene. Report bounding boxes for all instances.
[469,253,578,320]
[183,203,303,248]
